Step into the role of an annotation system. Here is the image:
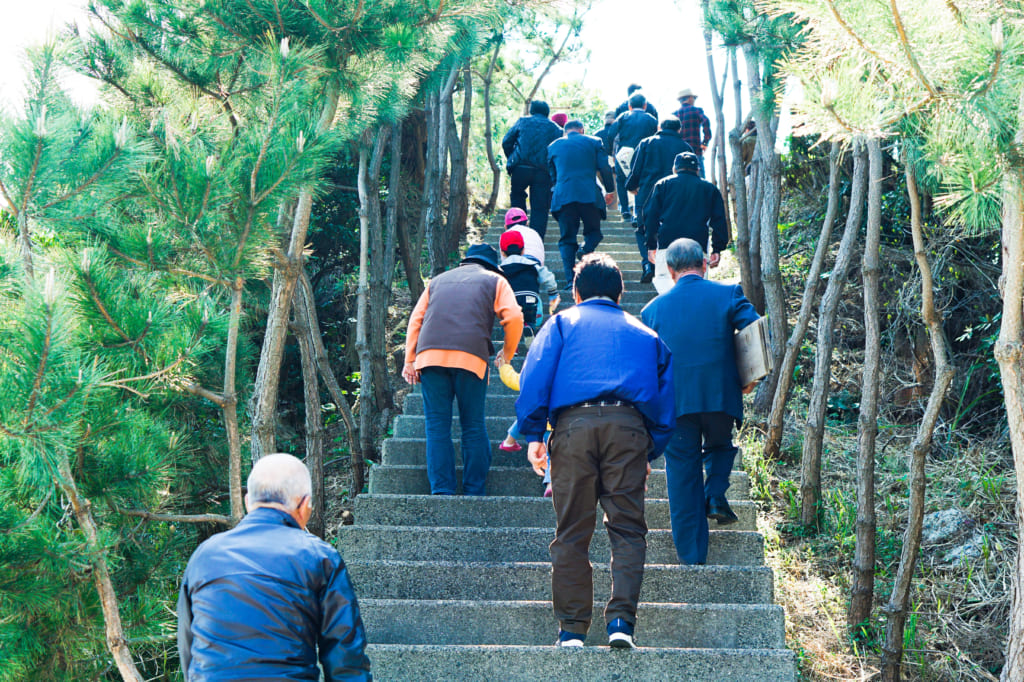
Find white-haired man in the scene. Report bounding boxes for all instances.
[177,453,372,681]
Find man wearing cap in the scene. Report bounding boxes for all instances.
[607,94,658,222]
[547,119,615,288]
[403,244,524,495]
[503,207,546,265]
[498,228,560,333]
[673,89,712,178]
[643,152,729,294]
[625,118,694,283]
[502,100,564,237]
[516,254,675,649]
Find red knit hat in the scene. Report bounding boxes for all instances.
[499,230,525,253]
[551,112,568,127]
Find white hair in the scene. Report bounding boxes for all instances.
[247,453,312,508]
[665,238,706,272]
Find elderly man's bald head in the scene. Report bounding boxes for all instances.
[246,453,312,511]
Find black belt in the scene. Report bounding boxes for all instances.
[565,399,635,411]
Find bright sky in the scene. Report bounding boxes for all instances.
[0,0,783,143]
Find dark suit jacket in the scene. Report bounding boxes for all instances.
[547,131,614,215]
[641,274,759,421]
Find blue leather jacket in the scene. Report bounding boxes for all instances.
[177,507,372,681]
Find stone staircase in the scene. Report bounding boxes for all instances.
[337,212,796,680]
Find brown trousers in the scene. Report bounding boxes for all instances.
[548,404,650,636]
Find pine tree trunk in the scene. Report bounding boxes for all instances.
[295,313,325,538]
[882,163,955,681]
[398,112,427,301]
[997,133,1024,680]
[294,272,364,493]
[427,67,459,277]
[421,90,442,278]
[222,283,245,521]
[748,152,766,315]
[765,142,841,460]
[249,84,340,462]
[482,40,503,216]
[57,456,143,682]
[850,138,883,626]
[729,129,756,304]
[702,4,730,231]
[800,138,867,527]
[744,44,787,416]
[356,127,390,473]
[445,63,472,256]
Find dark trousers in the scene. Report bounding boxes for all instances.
[634,193,652,268]
[419,366,491,495]
[556,202,603,286]
[614,162,631,215]
[548,405,650,635]
[662,412,737,565]
[509,166,552,238]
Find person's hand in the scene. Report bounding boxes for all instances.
[629,189,638,196]
[549,294,561,315]
[494,353,510,370]
[402,362,420,385]
[648,249,657,264]
[604,193,615,204]
[709,251,721,268]
[528,441,548,476]
[645,461,652,492]
[742,381,758,395]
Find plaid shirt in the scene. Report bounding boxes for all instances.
[673,103,712,155]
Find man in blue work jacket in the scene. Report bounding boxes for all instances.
[516,254,675,650]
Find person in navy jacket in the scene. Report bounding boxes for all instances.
[178,453,371,681]
[641,238,760,566]
[547,119,615,288]
[516,254,675,649]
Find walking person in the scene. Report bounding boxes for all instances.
[594,110,618,201]
[625,118,694,283]
[502,100,563,237]
[402,244,524,495]
[614,83,659,118]
[608,94,658,221]
[641,239,760,566]
[672,89,712,178]
[644,152,729,294]
[546,119,615,288]
[178,453,372,681]
[516,254,675,648]
[502,207,546,264]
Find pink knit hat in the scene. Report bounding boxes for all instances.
[504,208,528,227]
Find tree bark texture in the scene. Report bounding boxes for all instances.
[249,84,340,462]
[997,105,1024,679]
[57,456,143,682]
[398,112,427,301]
[881,163,955,682]
[294,311,325,538]
[294,272,364,493]
[800,138,867,528]
[356,127,390,472]
[444,63,473,258]
[702,10,731,233]
[482,40,503,215]
[729,129,756,305]
[744,43,788,415]
[765,141,841,460]
[222,283,245,521]
[747,145,766,315]
[850,137,883,626]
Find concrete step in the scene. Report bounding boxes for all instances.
[353,494,757,531]
[338,526,764,565]
[365,645,796,682]
[347,560,774,604]
[368,464,750,500]
[359,600,785,649]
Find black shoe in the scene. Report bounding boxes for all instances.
[640,263,654,283]
[706,496,739,525]
[621,211,632,221]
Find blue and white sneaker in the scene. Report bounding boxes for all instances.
[556,629,585,648]
[607,618,635,649]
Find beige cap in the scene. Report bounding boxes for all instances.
[676,89,697,100]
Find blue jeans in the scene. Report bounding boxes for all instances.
[420,366,491,495]
[663,412,737,564]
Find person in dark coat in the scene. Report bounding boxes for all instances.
[593,110,618,199]
[502,100,563,237]
[644,152,728,294]
[608,94,658,221]
[178,453,372,681]
[641,239,760,566]
[547,119,615,287]
[625,118,694,283]
[614,83,658,119]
